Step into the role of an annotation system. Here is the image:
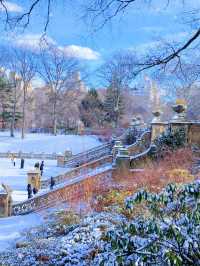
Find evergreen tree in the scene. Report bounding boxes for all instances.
[79,88,104,127]
[0,77,12,129]
[104,85,124,127]
[0,77,22,131]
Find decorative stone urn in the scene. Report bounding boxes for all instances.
[172,104,187,122]
[152,110,161,123]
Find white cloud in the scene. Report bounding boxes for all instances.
[0,1,23,13]
[14,34,56,50]
[60,45,100,60]
[9,33,100,60]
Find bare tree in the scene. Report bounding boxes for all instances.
[7,49,36,139]
[8,72,22,137]
[99,51,138,127]
[0,0,199,72]
[38,43,80,135]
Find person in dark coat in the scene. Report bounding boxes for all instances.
[20,158,25,169]
[33,187,38,195]
[27,184,32,199]
[40,161,44,176]
[50,176,55,190]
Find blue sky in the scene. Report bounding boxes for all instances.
[0,0,199,86]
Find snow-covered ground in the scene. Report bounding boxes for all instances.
[0,158,71,202]
[0,132,101,202]
[0,132,101,154]
[0,212,44,252]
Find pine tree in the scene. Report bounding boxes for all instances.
[0,77,22,132]
[104,85,124,128]
[79,88,104,127]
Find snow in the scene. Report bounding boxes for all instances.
[0,212,44,252]
[0,132,101,154]
[0,132,102,202]
[0,158,72,202]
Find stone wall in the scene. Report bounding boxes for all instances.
[12,168,113,215]
[151,122,168,142]
[188,123,200,147]
[41,155,113,188]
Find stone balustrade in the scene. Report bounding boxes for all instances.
[63,143,112,168]
[41,155,113,188]
[127,130,151,156]
[0,151,58,160]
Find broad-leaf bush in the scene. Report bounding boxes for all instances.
[94,181,200,265]
[155,128,186,152]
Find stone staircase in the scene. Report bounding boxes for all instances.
[11,131,152,216]
[63,142,113,168]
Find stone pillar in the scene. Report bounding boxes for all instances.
[151,122,168,142]
[64,150,72,159]
[170,102,188,144]
[115,147,130,171]
[57,154,65,167]
[27,169,41,191]
[112,140,123,158]
[0,184,12,217]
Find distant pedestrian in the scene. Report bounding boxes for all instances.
[50,176,55,190]
[40,161,44,176]
[11,154,16,167]
[20,158,25,169]
[27,184,32,199]
[33,187,38,195]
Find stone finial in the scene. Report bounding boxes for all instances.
[172,99,187,122]
[152,110,161,123]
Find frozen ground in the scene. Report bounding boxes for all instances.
[0,158,71,202]
[0,132,101,202]
[0,212,44,252]
[0,132,101,154]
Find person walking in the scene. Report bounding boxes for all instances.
[11,154,16,167]
[13,156,16,167]
[33,187,38,195]
[50,176,55,190]
[27,184,32,199]
[20,158,25,169]
[40,161,44,176]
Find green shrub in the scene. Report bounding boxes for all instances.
[95,181,200,265]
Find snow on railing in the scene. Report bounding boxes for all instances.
[126,130,151,156]
[0,151,58,160]
[41,155,113,188]
[63,142,113,167]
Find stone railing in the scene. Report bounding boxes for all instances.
[130,145,154,168]
[41,155,113,188]
[0,151,58,160]
[127,130,151,156]
[63,142,113,168]
[12,168,113,216]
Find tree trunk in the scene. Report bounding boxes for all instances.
[10,86,17,138]
[52,98,57,136]
[21,85,27,139]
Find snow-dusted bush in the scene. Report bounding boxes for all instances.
[95,181,200,265]
[155,128,186,152]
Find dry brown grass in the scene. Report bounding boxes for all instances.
[91,148,195,212]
